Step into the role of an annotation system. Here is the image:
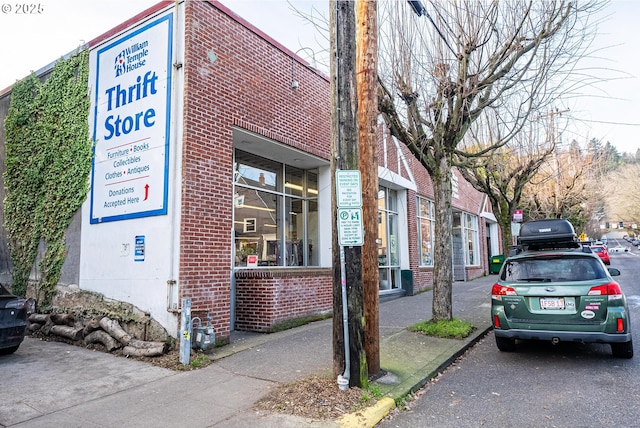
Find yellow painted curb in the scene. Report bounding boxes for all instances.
[335,397,396,428]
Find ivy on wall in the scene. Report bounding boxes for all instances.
[4,50,93,306]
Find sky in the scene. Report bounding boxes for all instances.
[0,0,638,154]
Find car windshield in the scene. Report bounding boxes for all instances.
[501,256,607,282]
[590,247,604,253]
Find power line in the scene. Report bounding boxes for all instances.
[579,118,640,127]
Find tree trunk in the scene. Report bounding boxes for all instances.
[356,0,380,376]
[49,325,83,341]
[99,317,132,346]
[84,330,121,352]
[498,200,514,256]
[82,317,104,337]
[432,153,453,321]
[123,345,165,357]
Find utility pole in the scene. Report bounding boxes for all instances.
[331,0,367,388]
[542,108,569,217]
[356,0,380,376]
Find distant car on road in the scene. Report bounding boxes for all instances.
[492,219,633,358]
[609,245,628,253]
[590,245,611,265]
[0,284,29,354]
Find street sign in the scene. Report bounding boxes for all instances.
[513,209,523,222]
[338,208,364,246]
[336,170,362,208]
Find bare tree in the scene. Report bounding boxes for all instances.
[602,164,640,227]
[457,116,555,253]
[376,1,603,321]
[519,140,591,227]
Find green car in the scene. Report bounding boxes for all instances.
[491,219,633,358]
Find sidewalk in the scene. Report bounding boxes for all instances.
[3,275,495,428]
[208,274,495,427]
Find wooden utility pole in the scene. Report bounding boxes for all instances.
[331,0,367,388]
[542,108,569,217]
[356,0,380,375]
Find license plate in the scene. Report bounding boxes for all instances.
[540,297,565,310]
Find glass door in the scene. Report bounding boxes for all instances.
[378,187,400,292]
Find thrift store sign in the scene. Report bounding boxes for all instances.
[90,14,173,223]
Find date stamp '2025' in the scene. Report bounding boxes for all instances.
[1,3,44,14]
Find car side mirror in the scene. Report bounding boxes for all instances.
[608,268,621,276]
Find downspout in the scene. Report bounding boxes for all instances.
[337,246,350,390]
[167,0,181,311]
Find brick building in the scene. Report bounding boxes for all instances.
[0,0,501,343]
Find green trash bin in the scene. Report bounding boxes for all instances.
[489,254,505,274]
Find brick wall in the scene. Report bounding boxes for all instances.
[234,268,332,331]
[178,1,495,336]
[179,1,330,338]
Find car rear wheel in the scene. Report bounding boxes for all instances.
[495,336,516,352]
[611,339,633,359]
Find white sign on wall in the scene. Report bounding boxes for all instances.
[89,14,173,224]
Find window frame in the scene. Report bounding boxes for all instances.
[233,150,318,268]
[417,196,435,267]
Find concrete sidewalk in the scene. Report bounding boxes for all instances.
[2,275,495,428]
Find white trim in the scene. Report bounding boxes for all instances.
[480,211,497,222]
[378,166,417,192]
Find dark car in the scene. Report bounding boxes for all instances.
[491,219,633,358]
[0,284,29,354]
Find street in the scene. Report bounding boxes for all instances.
[378,240,640,427]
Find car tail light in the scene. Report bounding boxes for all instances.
[617,318,624,333]
[587,282,623,299]
[491,284,518,299]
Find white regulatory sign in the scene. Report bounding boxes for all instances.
[338,208,363,246]
[336,170,362,208]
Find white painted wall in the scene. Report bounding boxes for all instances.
[80,3,184,337]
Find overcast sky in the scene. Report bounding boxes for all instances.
[0,0,638,154]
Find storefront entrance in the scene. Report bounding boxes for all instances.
[378,187,400,292]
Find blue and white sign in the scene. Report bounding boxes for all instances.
[134,235,145,262]
[90,14,173,224]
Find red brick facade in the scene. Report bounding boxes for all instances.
[178,1,497,338]
[179,1,331,338]
[234,268,332,332]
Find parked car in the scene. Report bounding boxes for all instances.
[0,284,29,354]
[590,244,611,265]
[610,245,628,253]
[492,219,633,358]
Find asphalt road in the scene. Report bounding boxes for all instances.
[378,241,640,428]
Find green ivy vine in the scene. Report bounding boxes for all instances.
[4,49,93,307]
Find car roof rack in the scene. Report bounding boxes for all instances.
[514,219,581,253]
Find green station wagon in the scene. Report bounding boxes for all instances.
[491,219,633,358]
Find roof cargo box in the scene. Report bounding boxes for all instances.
[518,219,577,246]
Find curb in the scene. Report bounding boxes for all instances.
[334,326,493,428]
[335,397,395,428]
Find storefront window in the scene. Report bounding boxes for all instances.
[464,213,479,266]
[234,150,318,267]
[417,197,434,266]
